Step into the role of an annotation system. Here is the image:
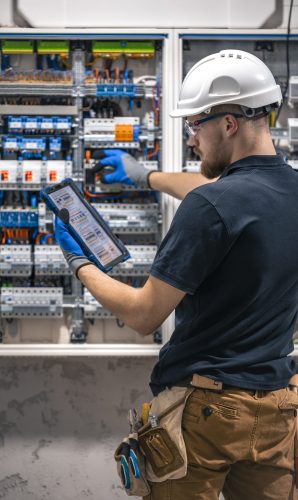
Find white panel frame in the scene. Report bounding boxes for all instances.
[15,0,283,29]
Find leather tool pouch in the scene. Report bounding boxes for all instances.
[138,386,194,483]
[138,425,184,478]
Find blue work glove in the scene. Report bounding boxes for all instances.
[100,149,151,188]
[55,208,93,278]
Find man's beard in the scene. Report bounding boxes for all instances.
[200,158,227,179]
[197,138,228,179]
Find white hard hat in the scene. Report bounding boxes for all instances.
[171,49,282,118]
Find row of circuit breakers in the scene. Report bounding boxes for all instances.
[0,39,162,335]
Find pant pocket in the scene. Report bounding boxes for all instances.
[182,391,239,428]
[279,389,298,416]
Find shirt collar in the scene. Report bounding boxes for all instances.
[220,155,286,179]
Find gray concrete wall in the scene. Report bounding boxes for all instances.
[0,357,156,500]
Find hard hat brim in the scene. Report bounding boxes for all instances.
[170,107,200,118]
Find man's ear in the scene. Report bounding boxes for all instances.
[224,114,239,137]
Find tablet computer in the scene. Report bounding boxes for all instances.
[40,178,130,273]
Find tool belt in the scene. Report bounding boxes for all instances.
[115,373,298,495]
[114,386,194,496]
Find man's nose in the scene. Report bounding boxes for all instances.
[187,135,197,147]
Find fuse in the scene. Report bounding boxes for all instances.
[55,117,72,133]
[23,116,39,132]
[8,116,23,132]
[3,137,18,151]
[40,116,55,133]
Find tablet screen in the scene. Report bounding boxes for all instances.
[48,185,122,267]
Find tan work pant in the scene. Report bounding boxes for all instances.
[144,387,298,500]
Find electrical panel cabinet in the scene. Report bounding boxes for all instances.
[1,28,298,355]
[0,30,169,353]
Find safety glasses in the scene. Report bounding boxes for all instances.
[184,112,244,137]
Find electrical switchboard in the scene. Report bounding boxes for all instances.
[0,34,164,347]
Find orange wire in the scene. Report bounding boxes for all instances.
[147,142,160,160]
[35,233,42,244]
[2,229,6,244]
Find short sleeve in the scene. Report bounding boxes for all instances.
[150,192,230,294]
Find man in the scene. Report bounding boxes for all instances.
[55,50,298,499]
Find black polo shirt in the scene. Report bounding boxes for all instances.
[150,155,298,396]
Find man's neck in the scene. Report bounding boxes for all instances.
[230,132,276,165]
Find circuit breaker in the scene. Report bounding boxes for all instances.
[0,34,165,347]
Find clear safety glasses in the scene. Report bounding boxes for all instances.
[184,112,244,137]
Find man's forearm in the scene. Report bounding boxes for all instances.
[77,264,185,336]
[148,171,216,200]
[78,265,150,334]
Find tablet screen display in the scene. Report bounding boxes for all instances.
[49,185,122,267]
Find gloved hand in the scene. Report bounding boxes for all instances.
[55,208,92,278]
[99,149,151,188]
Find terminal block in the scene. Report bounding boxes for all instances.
[84,117,140,148]
[83,289,115,319]
[110,245,157,276]
[95,83,144,98]
[0,207,38,228]
[34,245,71,275]
[0,245,32,276]
[0,287,63,318]
[92,203,159,233]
